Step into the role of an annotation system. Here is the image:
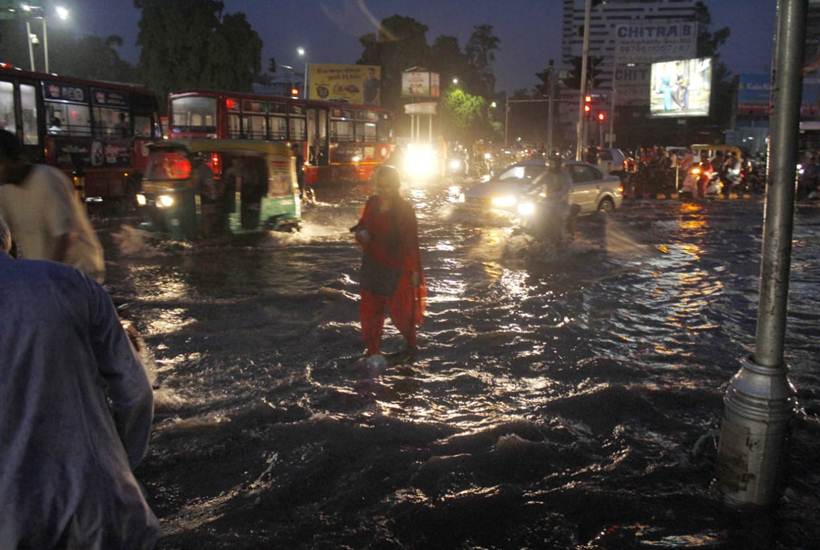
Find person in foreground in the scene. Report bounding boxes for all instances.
[0,216,159,548]
[0,129,105,283]
[352,165,426,364]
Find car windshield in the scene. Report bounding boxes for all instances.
[498,165,545,181]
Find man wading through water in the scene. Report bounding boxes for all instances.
[352,165,426,365]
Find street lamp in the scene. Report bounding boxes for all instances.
[56,5,69,20]
[297,47,307,98]
[452,77,459,85]
[490,101,497,108]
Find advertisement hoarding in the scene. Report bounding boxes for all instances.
[613,22,697,107]
[401,71,440,98]
[650,58,712,118]
[308,64,381,105]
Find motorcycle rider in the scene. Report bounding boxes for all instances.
[536,152,574,249]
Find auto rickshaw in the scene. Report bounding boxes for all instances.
[136,140,301,238]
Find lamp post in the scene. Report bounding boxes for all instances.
[297,47,307,99]
[43,5,69,74]
[452,77,459,85]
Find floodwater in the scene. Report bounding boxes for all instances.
[101,187,820,549]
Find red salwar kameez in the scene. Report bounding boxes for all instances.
[355,195,426,356]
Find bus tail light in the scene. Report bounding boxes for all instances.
[207,152,222,176]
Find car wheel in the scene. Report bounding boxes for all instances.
[597,197,615,213]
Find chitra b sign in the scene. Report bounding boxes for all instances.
[613,22,697,106]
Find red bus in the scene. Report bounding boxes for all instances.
[0,63,161,200]
[168,90,394,186]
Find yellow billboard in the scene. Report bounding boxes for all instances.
[308,64,381,105]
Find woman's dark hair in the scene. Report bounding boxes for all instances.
[375,165,401,195]
[0,130,23,162]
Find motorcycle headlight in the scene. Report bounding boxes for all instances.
[402,143,438,180]
[491,195,517,208]
[135,193,147,207]
[157,194,175,208]
[690,167,701,176]
[517,201,536,216]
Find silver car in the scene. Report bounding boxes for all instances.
[518,161,623,217]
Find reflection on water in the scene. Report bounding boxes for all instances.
[103,193,820,548]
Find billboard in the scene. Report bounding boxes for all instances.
[308,64,381,105]
[401,70,440,98]
[613,22,697,106]
[650,58,712,117]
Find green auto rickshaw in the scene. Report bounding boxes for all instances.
[137,139,301,238]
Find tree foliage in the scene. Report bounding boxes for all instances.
[134,0,262,103]
[464,24,500,97]
[440,86,493,142]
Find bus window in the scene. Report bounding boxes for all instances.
[377,114,392,141]
[289,116,306,140]
[228,113,242,138]
[94,107,130,138]
[46,101,91,136]
[171,96,216,133]
[20,84,39,145]
[356,122,376,143]
[330,119,354,142]
[243,114,266,139]
[134,115,152,138]
[269,114,287,139]
[0,81,15,133]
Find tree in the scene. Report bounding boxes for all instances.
[692,1,734,127]
[464,24,500,98]
[430,35,468,89]
[440,85,493,142]
[357,15,431,113]
[134,0,262,105]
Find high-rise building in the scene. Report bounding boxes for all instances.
[561,0,698,90]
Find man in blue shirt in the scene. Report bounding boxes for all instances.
[0,216,159,548]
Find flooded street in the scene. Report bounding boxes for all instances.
[101,187,820,549]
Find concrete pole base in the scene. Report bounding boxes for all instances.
[716,356,796,508]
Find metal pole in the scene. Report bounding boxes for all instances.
[25,20,35,71]
[504,98,510,147]
[575,0,592,161]
[716,0,806,508]
[608,88,616,148]
[42,16,49,73]
[303,62,308,99]
[547,62,557,155]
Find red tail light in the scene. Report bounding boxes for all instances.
[146,151,192,180]
[207,152,222,176]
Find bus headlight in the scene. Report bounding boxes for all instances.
[491,195,517,208]
[136,193,147,206]
[157,194,175,208]
[517,201,536,217]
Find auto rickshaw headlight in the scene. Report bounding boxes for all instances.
[691,167,701,176]
[136,193,147,207]
[491,195,517,208]
[157,194,175,208]
[517,201,536,217]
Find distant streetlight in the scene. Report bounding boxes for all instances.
[452,77,459,85]
[56,6,69,21]
[297,47,308,98]
[490,101,497,108]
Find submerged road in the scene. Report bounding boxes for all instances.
[101,187,820,549]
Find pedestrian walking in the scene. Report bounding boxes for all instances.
[0,214,158,549]
[352,165,425,363]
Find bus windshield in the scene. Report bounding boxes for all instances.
[172,96,217,134]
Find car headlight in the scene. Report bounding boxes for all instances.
[690,167,701,176]
[157,194,175,208]
[135,193,147,206]
[517,201,536,216]
[403,143,438,180]
[483,152,492,160]
[448,158,462,170]
[491,195,517,208]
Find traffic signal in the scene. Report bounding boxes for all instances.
[584,94,593,117]
[597,111,606,122]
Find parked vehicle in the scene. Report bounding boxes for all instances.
[136,139,301,238]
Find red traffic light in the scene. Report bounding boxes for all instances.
[584,104,592,113]
[597,112,606,121]
[291,87,300,97]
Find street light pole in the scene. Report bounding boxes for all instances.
[25,20,35,71]
[504,97,510,147]
[575,0,592,161]
[42,15,49,73]
[716,0,807,508]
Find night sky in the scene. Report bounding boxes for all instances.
[62,0,775,91]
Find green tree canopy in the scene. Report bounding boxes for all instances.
[134,0,262,105]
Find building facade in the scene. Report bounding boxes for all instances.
[561,0,698,89]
